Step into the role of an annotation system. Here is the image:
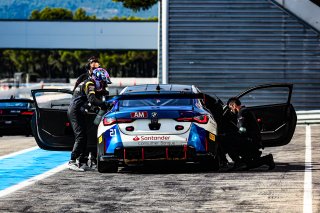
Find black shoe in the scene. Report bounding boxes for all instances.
[228,161,247,171]
[256,151,262,158]
[266,154,275,170]
[219,160,231,171]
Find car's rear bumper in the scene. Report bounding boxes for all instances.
[99,145,215,164]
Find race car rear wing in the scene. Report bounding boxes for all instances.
[107,93,206,102]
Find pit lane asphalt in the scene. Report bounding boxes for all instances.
[0,136,36,156]
[0,125,319,212]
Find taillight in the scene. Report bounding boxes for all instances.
[103,117,116,126]
[103,117,134,126]
[117,118,134,123]
[21,111,34,115]
[176,115,209,124]
[193,115,208,124]
[176,117,193,122]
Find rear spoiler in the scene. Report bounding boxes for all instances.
[107,93,205,102]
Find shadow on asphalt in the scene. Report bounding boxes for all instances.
[118,162,218,174]
[116,162,317,174]
[223,162,318,174]
[266,162,319,173]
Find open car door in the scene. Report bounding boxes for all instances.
[235,83,297,147]
[31,89,97,151]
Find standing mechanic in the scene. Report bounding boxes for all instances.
[222,97,275,171]
[68,68,110,171]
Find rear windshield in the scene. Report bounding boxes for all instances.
[119,98,192,107]
[0,102,32,109]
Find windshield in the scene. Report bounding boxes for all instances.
[119,98,192,107]
[0,102,32,109]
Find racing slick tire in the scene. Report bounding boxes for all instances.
[200,155,220,171]
[97,159,118,173]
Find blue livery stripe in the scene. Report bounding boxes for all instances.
[187,123,207,152]
[104,125,123,154]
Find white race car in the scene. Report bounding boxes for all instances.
[31,83,297,173]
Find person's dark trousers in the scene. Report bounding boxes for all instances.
[68,104,88,163]
[246,154,275,170]
[221,133,261,162]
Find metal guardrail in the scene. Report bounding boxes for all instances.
[296,110,320,124]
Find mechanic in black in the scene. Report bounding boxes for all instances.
[222,97,275,171]
[68,68,110,171]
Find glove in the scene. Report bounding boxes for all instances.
[106,77,112,84]
[93,109,106,126]
[238,127,247,134]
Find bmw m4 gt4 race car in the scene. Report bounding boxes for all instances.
[31,83,296,173]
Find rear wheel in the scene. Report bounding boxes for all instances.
[97,159,118,173]
[200,155,220,171]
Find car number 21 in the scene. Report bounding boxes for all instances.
[110,129,117,137]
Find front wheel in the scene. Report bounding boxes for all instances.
[97,159,118,173]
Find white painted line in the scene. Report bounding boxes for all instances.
[303,125,312,213]
[0,146,39,160]
[0,163,68,198]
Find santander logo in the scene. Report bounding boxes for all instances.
[133,136,140,141]
[132,135,170,142]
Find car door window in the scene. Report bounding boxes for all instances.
[34,92,72,110]
[236,84,296,147]
[239,87,290,107]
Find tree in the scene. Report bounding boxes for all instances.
[30,10,40,20]
[30,7,73,20]
[3,50,30,74]
[30,7,96,21]
[0,51,16,78]
[110,16,158,21]
[73,8,96,20]
[112,0,158,12]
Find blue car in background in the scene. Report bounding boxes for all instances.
[0,98,35,136]
[31,83,297,173]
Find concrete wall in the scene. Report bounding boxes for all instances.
[0,21,158,50]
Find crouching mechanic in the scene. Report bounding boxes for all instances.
[221,97,275,171]
[68,68,110,172]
